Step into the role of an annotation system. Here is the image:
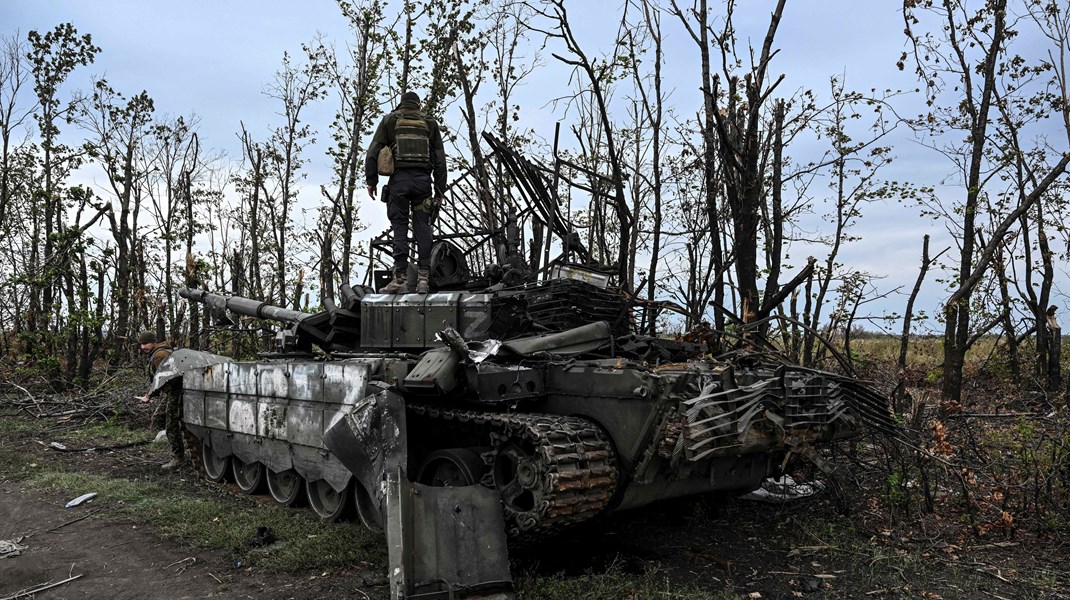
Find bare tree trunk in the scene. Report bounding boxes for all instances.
[760,100,786,327]
[712,0,787,325]
[896,235,942,408]
[992,241,1021,381]
[1011,164,1057,391]
[240,127,265,299]
[803,270,815,366]
[843,287,864,371]
[453,43,496,235]
[183,252,199,350]
[1046,307,1062,391]
[671,0,726,341]
[76,254,91,386]
[789,287,802,363]
[539,0,633,290]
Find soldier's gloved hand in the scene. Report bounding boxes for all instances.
[367,185,377,200]
[433,194,444,208]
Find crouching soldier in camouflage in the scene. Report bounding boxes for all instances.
[365,91,447,293]
[136,330,185,470]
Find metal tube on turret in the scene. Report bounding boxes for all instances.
[338,283,359,309]
[179,287,309,323]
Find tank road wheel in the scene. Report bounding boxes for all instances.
[416,448,487,487]
[352,481,381,530]
[202,444,230,483]
[266,469,305,507]
[231,458,266,494]
[307,479,349,522]
[492,441,541,521]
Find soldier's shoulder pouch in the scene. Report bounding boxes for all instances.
[377,146,394,176]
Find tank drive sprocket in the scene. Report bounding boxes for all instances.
[410,404,619,538]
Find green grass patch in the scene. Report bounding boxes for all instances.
[0,410,151,447]
[0,450,34,481]
[22,468,387,573]
[61,421,155,446]
[0,413,40,437]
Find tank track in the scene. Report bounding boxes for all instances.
[409,404,618,539]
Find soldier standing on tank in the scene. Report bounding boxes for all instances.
[136,330,185,470]
[365,91,447,294]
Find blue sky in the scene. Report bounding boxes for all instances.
[3,1,1066,332]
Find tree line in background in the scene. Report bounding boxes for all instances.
[1,0,1069,405]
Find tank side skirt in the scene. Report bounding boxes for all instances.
[537,361,664,476]
[182,359,374,494]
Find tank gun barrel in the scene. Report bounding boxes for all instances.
[179,287,309,324]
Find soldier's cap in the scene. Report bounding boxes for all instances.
[137,330,157,345]
[401,91,420,105]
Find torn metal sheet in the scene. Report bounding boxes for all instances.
[385,469,514,600]
[149,349,233,396]
[468,339,502,364]
[322,389,408,525]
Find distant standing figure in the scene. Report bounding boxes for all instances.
[365,91,447,293]
[136,330,184,470]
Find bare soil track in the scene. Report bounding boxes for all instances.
[0,433,384,600]
[2,480,315,600]
[1,413,1066,600]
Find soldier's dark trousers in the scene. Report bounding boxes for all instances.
[387,168,433,273]
[165,388,184,458]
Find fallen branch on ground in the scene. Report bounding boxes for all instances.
[41,438,155,453]
[46,508,102,533]
[0,574,84,600]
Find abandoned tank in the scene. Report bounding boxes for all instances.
[161,275,897,599]
[152,134,899,600]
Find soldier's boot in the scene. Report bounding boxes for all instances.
[161,455,186,470]
[382,270,407,293]
[416,268,430,294]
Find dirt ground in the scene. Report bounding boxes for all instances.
[0,495,383,598]
[0,482,360,600]
[0,425,386,600]
[1,417,1066,600]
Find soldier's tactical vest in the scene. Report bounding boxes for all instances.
[393,110,431,169]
